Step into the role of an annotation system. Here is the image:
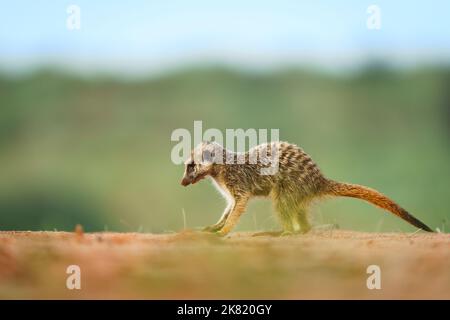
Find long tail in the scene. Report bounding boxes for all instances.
[324,180,433,232]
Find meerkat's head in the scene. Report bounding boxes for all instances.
[180,141,223,186]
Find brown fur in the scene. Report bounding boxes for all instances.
[325,181,433,232]
[180,141,433,235]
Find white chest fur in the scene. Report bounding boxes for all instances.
[210,177,234,206]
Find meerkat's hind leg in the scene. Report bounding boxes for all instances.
[253,201,311,237]
[274,198,297,234]
[275,201,311,236]
[296,206,312,234]
[279,218,308,236]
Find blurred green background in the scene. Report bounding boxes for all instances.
[0,65,449,232]
[1,1,450,233]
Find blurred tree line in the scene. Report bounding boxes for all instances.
[0,65,449,232]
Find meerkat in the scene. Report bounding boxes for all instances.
[180,141,433,236]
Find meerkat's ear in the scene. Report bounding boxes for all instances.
[202,141,224,165]
[201,140,212,147]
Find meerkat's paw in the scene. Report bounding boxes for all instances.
[280,231,295,237]
[202,224,223,233]
[215,230,230,237]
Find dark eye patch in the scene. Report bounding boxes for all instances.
[187,162,195,171]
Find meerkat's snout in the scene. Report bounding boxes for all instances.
[180,177,190,186]
[181,157,212,186]
[181,161,195,186]
[181,141,221,187]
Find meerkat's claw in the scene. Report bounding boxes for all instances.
[202,225,222,232]
[201,227,227,237]
[215,230,229,237]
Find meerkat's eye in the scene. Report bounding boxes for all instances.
[187,162,195,171]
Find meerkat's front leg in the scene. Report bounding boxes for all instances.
[202,202,233,232]
[217,195,249,236]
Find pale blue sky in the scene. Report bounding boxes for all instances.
[1,0,449,75]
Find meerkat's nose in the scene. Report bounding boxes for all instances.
[181,178,190,186]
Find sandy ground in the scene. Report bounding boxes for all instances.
[0,229,448,299]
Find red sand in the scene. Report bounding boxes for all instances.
[0,230,448,299]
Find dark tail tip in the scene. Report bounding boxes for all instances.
[419,224,434,233]
[404,213,434,232]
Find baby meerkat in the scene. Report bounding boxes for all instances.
[180,141,433,236]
